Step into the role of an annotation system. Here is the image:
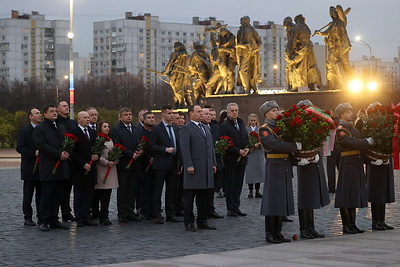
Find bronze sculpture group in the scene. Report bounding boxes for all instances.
[156,5,353,108]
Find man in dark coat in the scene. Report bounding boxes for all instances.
[219,103,249,216]
[111,107,143,223]
[16,108,42,226]
[56,100,78,222]
[180,105,217,231]
[150,104,181,224]
[70,111,99,227]
[33,105,70,231]
[334,103,373,234]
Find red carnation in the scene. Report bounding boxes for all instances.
[284,112,291,118]
[114,143,127,151]
[98,132,111,142]
[370,123,377,128]
[276,114,283,120]
[274,127,281,133]
[311,117,317,123]
[315,129,322,134]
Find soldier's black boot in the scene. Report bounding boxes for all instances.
[265,216,281,244]
[341,208,356,234]
[275,216,291,242]
[349,208,364,233]
[371,203,385,230]
[380,203,394,230]
[299,209,314,239]
[308,209,324,238]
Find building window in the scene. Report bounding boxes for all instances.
[139,29,144,33]
[176,32,179,36]
[168,32,172,36]
[190,33,194,37]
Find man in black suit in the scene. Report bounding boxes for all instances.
[33,105,70,231]
[219,103,249,217]
[150,104,181,224]
[56,100,78,222]
[86,107,98,131]
[70,111,99,227]
[111,107,143,223]
[16,108,42,226]
[180,105,217,231]
[201,107,224,219]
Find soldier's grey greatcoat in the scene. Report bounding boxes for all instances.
[366,162,395,204]
[334,121,370,208]
[259,119,298,216]
[180,121,216,189]
[244,126,265,185]
[297,156,330,209]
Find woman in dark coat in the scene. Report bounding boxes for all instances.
[334,103,372,234]
[259,100,306,244]
[295,100,330,239]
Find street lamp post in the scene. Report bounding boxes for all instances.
[68,0,75,119]
[355,36,372,80]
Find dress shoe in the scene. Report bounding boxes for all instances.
[166,216,182,222]
[39,224,50,232]
[24,219,36,226]
[209,212,224,219]
[83,220,98,226]
[118,217,129,224]
[154,216,165,224]
[127,214,142,222]
[100,218,112,226]
[227,210,238,217]
[309,228,325,238]
[351,225,365,233]
[300,229,314,239]
[276,233,291,242]
[185,223,197,232]
[141,214,154,221]
[236,210,247,216]
[62,213,75,222]
[198,223,216,230]
[282,216,293,222]
[380,222,394,230]
[248,191,254,198]
[372,223,386,230]
[343,225,357,234]
[50,222,69,230]
[265,233,282,244]
[255,192,263,198]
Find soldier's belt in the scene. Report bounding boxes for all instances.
[267,153,289,159]
[341,150,361,156]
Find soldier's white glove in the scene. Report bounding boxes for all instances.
[310,154,320,163]
[295,142,302,150]
[297,158,309,166]
[382,160,390,165]
[366,137,374,145]
[371,159,383,166]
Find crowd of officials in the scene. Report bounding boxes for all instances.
[16,100,395,242]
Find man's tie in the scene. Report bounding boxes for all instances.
[198,123,206,136]
[84,128,90,141]
[127,125,132,134]
[166,125,175,147]
[234,122,240,131]
[91,125,96,131]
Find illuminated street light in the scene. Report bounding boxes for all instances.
[349,79,362,93]
[368,81,378,91]
[354,35,373,81]
[273,64,278,70]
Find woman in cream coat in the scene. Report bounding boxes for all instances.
[92,121,118,225]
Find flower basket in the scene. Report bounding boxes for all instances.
[294,148,319,160]
[365,149,392,162]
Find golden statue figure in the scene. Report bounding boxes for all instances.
[215,27,237,94]
[189,42,213,104]
[163,42,192,108]
[236,16,262,94]
[285,15,323,92]
[314,5,353,90]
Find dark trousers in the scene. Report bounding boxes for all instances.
[175,172,184,214]
[248,183,260,191]
[207,188,216,215]
[183,189,208,226]
[40,180,64,226]
[140,170,155,217]
[327,150,340,192]
[214,168,223,193]
[153,166,177,218]
[92,189,112,219]
[73,185,95,223]
[117,169,140,219]
[225,163,246,212]
[22,180,42,221]
[61,179,73,218]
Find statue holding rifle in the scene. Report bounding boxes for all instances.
[314,5,353,90]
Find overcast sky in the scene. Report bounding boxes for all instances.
[2,0,399,61]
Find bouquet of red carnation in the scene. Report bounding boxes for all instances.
[361,105,395,161]
[237,131,260,162]
[85,132,110,175]
[215,136,234,156]
[52,133,78,175]
[276,105,335,158]
[125,136,149,170]
[103,143,126,184]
